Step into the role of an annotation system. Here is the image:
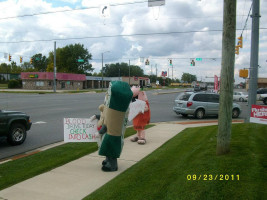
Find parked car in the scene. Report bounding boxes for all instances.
[233,91,248,102]
[194,85,201,92]
[257,88,267,94]
[256,88,267,100]
[173,92,242,119]
[259,93,267,105]
[0,110,32,145]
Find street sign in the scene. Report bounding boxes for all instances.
[196,58,202,61]
[78,59,84,63]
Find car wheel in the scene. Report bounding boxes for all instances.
[7,123,27,145]
[232,108,240,118]
[239,97,244,102]
[195,109,205,119]
[263,98,267,105]
[181,114,188,117]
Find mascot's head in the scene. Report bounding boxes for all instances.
[131,86,140,102]
[138,91,148,101]
[131,86,140,97]
[131,85,148,102]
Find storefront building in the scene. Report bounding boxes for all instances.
[21,72,86,90]
[121,76,150,86]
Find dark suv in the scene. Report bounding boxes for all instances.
[173,92,242,119]
[0,110,32,145]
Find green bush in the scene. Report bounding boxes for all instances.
[8,79,22,89]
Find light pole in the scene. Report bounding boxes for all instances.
[101,51,110,91]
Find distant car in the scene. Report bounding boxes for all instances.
[259,93,267,105]
[173,92,242,119]
[233,91,248,102]
[146,84,152,88]
[0,110,32,145]
[256,88,267,100]
[194,85,201,92]
[257,88,267,94]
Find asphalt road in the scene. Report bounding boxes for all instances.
[0,89,249,160]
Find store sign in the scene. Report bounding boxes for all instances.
[29,74,38,78]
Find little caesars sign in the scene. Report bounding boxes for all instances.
[64,118,98,142]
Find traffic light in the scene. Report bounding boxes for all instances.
[145,59,149,65]
[235,46,239,55]
[8,54,12,62]
[169,59,172,65]
[20,56,23,63]
[30,58,33,64]
[237,36,243,48]
[190,59,195,66]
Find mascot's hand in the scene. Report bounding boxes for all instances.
[95,131,101,138]
[89,115,97,122]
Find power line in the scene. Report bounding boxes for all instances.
[0,0,149,20]
[240,1,253,36]
[3,28,266,44]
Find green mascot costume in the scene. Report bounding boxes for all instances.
[97,81,133,172]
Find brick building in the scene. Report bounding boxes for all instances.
[21,72,86,90]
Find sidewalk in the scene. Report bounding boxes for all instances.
[0,122,225,200]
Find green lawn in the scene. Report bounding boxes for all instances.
[0,125,154,190]
[84,123,267,200]
[0,84,8,89]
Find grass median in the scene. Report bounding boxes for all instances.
[84,123,267,200]
[0,125,154,190]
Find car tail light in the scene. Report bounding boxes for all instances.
[187,101,193,107]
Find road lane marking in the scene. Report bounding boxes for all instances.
[32,121,47,124]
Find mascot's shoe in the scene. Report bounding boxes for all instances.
[137,138,146,145]
[130,136,138,142]
[102,157,118,172]
[102,157,108,166]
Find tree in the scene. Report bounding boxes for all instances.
[0,63,10,74]
[31,53,48,72]
[47,43,93,74]
[21,62,35,72]
[181,73,197,83]
[216,0,236,155]
[10,61,23,73]
[103,63,144,77]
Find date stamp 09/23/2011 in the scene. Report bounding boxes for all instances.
[187,174,240,181]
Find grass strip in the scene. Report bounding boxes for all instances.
[84,123,267,200]
[0,124,154,190]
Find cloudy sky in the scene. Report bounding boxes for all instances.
[0,0,266,83]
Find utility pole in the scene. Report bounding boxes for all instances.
[247,0,260,122]
[53,41,56,93]
[216,0,236,155]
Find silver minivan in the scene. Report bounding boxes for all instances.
[173,92,242,119]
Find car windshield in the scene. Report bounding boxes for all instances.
[176,93,192,101]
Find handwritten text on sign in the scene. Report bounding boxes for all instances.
[64,118,98,142]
